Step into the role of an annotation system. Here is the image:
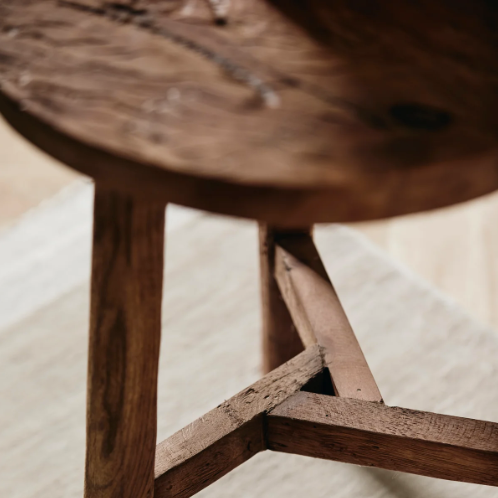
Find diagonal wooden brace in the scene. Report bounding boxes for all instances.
[273,231,382,402]
[154,345,323,498]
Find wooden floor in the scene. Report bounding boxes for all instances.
[2,116,497,331]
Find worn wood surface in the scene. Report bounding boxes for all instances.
[85,187,165,498]
[259,224,305,373]
[154,345,323,498]
[274,232,382,402]
[267,391,498,487]
[2,1,498,225]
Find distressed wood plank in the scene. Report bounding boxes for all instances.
[274,232,382,402]
[267,391,498,487]
[85,186,165,498]
[259,224,305,373]
[154,345,323,498]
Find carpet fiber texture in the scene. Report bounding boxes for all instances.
[1,181,497,497]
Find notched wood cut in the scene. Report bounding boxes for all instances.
[154,345,323,498]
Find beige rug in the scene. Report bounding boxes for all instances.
[1,181,497,498]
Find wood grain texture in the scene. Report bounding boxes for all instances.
[154,345,323,498]
[2,1,498,225]
[85,187,165,498]
[274,232,382,402]
[259,224,305,373]
[267,391,498,487]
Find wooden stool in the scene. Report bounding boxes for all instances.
[2,1,498,496]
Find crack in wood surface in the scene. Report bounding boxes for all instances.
[59,0,280,108]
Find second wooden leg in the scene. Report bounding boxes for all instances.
[85,186,165,498]
[259,224,306,373]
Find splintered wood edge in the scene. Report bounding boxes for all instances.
[154,345,323,498]
[267,391,498,487]
[273,232,382,402]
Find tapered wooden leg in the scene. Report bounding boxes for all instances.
[259,224,307,373]
[85,186,165,498]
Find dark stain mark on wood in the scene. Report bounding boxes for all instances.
[102,307,127,459]
[389,103,453,131]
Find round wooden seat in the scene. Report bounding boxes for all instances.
[2,0,498,226]
[5,4,498,498]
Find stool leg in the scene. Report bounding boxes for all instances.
[84,186,165,498]
[259,224,305,373]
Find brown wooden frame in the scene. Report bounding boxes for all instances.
[85,197,498,498]
[152,226,498,496]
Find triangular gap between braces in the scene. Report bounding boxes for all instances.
[299,367,336,396]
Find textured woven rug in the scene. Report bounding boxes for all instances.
[1,181,497,498]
